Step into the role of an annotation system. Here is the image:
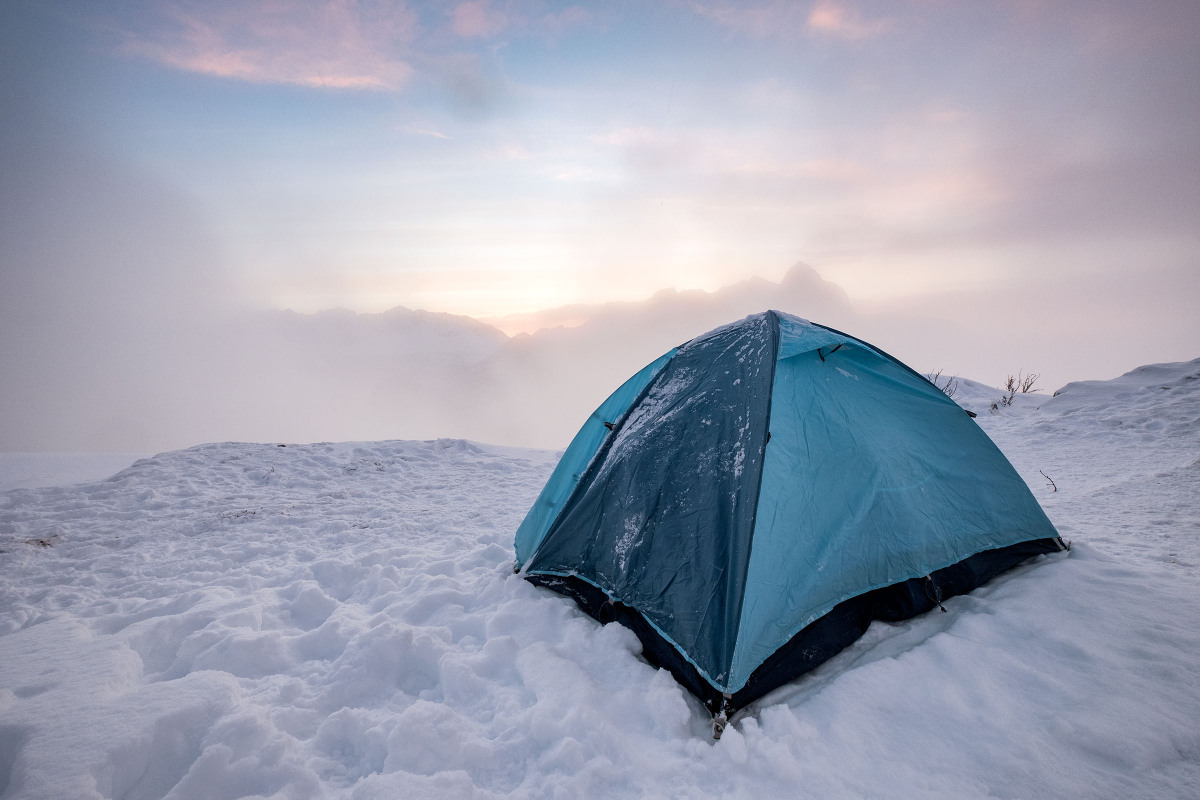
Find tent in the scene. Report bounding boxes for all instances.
[514,311,1064,733]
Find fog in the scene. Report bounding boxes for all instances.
[3,156,1196,454]
[2,127,1195,453]
[3,1,1197,453]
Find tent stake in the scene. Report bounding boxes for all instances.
[712,694,733,740]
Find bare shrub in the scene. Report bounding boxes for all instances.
[997,370,1040,407]
[925,369,959,398]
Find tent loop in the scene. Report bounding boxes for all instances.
[817,343,844,363]
[924,575,947,613]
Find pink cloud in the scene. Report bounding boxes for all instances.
[685,0,889,40]
[118,0,418,90]
[451,1,507,38]
[806,0,889,40]
[449,1,592,41]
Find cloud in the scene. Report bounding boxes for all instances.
[860,259,1200,393]
[685,0,889,40]
[109,0,599,90]
[435,52,507,118]
[806,0,890,40]
[0,126,236,450]
[1003,0,1200,54]
[0,119,512,451]
[450,1,593,41]
[399,124,452,139]
[116,0,418,89]
[541,5,593,37]
[451,1,507,38]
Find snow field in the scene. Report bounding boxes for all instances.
[1,360,1199,799]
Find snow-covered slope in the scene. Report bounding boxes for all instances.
[1,361,1198,799]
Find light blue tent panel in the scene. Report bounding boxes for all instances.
[728,342,1056,690]
[774,314,856,360]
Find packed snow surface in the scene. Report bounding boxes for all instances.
[2,359,1199,799]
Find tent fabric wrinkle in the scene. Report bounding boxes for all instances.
[515,310,1061,715]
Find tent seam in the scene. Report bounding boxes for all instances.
[726,309,781,685]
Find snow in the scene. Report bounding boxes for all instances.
[2,360,1199,799]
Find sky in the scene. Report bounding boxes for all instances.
[1,0,1198,451]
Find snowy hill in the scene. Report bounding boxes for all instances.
[1,360,1198,798]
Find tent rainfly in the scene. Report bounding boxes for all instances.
[514,311,1065,737]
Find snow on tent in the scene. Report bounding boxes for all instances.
[513,310,1065,735]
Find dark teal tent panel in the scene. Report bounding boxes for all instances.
[514,349,676,566]
[524,314,777,687]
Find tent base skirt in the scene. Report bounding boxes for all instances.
[525,536,1066,716]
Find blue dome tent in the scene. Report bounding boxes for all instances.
[514,311,1063,734]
